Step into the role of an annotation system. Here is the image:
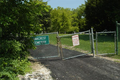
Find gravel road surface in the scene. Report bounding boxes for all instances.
[30,44,120,80]
[41,56,120,80]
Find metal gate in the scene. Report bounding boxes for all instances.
[96,31,116,56]
[58,30,92,60]
[28,32,61,60]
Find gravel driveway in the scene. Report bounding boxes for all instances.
[41,56,120,80]
[30,45,120,80]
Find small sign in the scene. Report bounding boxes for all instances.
[32,36,49,45]
[72,35,80,46]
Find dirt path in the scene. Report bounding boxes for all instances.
[41,55,120,80]
[29,45,120,80]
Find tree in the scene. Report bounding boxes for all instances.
[0,0,51,59]
[50,7,74,33]
[72,4,86,31]
[85,0,120,31]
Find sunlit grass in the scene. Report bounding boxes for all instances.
[96,34,115,54]
[59,34,91,53]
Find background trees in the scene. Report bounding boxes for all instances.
[50,7,72,33]
[50,0,120,32]
[50,5,86,33]
[85,0,120,31]
[72,4,86,31]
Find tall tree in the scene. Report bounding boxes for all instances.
[0,0,51,59]
[50,7,72,33]
[72,4,86,31]
[85,0,120,31]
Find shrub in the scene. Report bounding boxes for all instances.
[0,58,31,80]
[0,40,22,59]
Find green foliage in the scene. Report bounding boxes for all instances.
[0,58,31,80]
[0,40,35,59]
[0,0,50,59]
[72,4,86,31]
[0,0,51,79]
[85,0,120,31]
[50,5,86,33]
[29,0,52,33]
[0,40,22,59]
[50,7,72,33]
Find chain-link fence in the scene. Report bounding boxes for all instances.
[96,31,116,55]
[58,30,92,60]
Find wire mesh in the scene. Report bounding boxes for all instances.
[96,32,116,55]
[59,30,92,60]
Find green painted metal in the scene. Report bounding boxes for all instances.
[32,35,49,45]
[116,21,120,55]
[116,21,119,55]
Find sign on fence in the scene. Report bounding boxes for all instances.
[32,36,49,46]
[72,35,80,46]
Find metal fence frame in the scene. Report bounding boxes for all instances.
[57,29,93,60]
[96,31,116,56]
[29,32,61,60]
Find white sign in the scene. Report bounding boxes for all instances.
[72,35,80,46]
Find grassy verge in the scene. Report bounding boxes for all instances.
[105,54,120,59]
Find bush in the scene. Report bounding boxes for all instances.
[0,58,31,80]
[0,40,22,59]
[0,40,32,80]
[0,39,35,59]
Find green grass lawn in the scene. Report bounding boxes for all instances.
[96,34,115,54]
[59,34,91,53]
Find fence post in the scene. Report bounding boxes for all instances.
[116,21,118,55]
[96,32,98,55]
[91,28,95,57]
[89,30,92,54]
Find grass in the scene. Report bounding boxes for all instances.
[106,54,120,59]
[35,33,120,60]
[59,34,91,53]
[96,34,115,54]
